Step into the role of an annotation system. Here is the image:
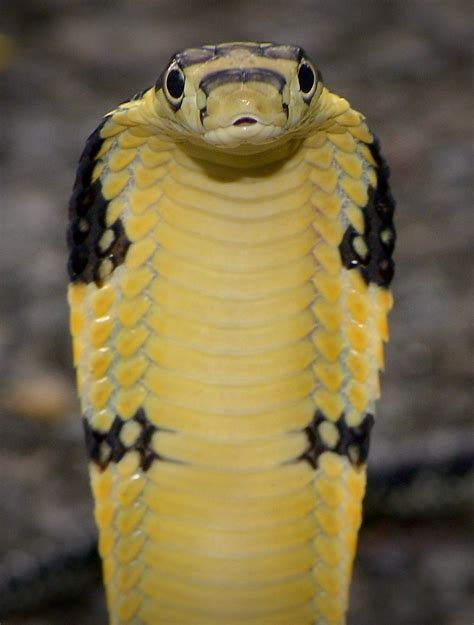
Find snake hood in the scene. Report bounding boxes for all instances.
[120,43,332,152]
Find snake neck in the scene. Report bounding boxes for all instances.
[104,84,355,170]
[176,136,304,169]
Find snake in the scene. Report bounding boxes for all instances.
[66,42,395,625]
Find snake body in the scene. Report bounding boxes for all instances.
[67,42,395,625]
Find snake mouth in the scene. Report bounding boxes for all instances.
[232,116,258,126]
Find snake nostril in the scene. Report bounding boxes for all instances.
[233,117,257,126]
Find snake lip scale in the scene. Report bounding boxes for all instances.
[67,41,395,625]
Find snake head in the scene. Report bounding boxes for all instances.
[153,42,323,150]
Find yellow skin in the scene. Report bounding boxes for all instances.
[67,42,394,625]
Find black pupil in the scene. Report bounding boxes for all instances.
[298,63,315,94]
[166,68,185,99]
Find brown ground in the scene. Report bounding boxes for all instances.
[1,1,473,624]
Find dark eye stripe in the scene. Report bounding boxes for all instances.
[263,44,306,61]
[175,48,216,67]
[171,42,309,68]
[199,68,286,95]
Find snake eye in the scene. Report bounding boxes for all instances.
[297,60,317,98]
[164,63,185,107]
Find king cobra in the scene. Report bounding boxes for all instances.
[67,42,395,625]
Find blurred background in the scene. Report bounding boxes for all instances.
[0,1,472,624]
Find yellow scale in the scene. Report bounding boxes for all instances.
[67,42,394,625]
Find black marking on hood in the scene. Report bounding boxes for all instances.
[67,121,131,287]
[83,408,165,472]
[299,410,375,468]
[339,136,396,288]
